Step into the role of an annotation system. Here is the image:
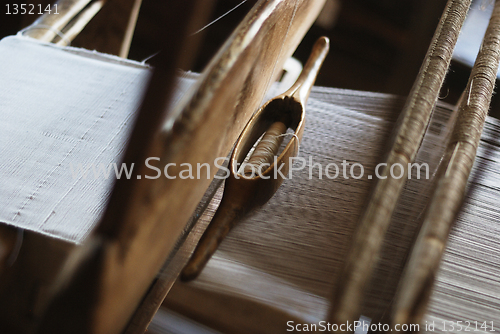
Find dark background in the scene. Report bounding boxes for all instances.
[0,0,491,114]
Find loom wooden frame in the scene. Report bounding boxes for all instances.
[3,0,495,331]
[0,0,326,333]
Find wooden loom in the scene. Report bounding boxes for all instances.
[0,0,499,333]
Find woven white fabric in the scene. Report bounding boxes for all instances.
[0,35,194,243]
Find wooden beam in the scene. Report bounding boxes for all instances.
[37,1,213,333]
[38,1,325,333]
[22,0,93,42]
[69,0,142,56]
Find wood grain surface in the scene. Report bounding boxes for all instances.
[37,1,325,334]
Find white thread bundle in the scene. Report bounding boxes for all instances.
[242,121,287,176]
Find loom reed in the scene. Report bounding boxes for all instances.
[329,0,473,327]
[393,0,500,326]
